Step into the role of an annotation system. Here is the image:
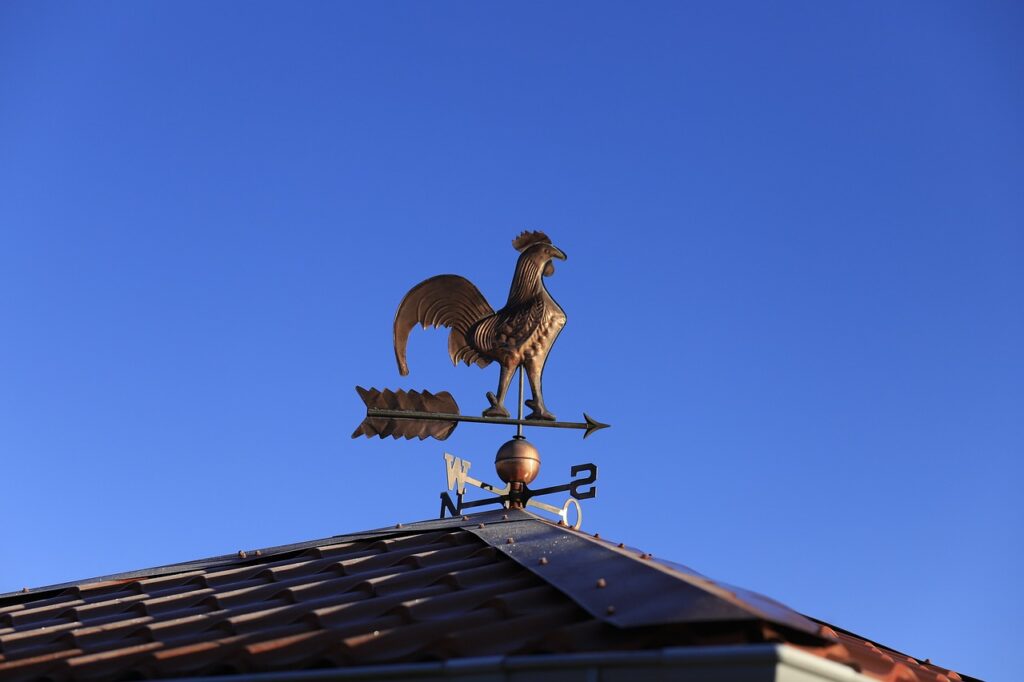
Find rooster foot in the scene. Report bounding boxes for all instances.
[524,399,556,421]
[482,392,510,419]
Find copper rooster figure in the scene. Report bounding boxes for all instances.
[394,231,567,421]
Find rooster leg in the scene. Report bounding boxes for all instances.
[483,364,514,418]
[523,357,556,421]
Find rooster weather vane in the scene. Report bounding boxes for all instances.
[352,231,608,528]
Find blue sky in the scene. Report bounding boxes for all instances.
[1,2,1021,679]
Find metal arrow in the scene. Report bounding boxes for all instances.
[364,408,610,439]
[351,386,610,441]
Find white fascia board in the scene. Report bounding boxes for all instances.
[156,644,873,682]
[776,645,876,682]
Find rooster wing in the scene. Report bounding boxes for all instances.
[471,297,545,361]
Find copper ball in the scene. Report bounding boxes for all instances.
[494,438,541,484]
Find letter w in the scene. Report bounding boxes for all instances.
[444,453,472,495]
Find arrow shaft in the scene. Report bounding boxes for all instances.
[366,408,589,431]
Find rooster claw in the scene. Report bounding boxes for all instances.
[524,398,556,421]
[483,392,510,418]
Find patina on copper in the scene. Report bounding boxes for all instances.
[394,231,567,421]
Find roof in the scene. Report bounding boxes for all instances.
[0,509,973,682]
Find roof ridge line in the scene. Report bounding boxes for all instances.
[0,510,520,601]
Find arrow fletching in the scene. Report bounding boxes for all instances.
[352,387,460,440]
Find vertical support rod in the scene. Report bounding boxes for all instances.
[516,367,524,438]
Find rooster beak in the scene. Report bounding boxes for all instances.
[551,247,567,261]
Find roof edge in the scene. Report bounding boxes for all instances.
[146,644,872,682]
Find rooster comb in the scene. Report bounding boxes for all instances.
[512,231,552,252]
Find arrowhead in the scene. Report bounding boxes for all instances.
[582,413,610,439]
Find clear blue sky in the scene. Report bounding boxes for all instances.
[1,2,1020,680]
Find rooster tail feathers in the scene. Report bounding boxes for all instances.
[393,275,494,375]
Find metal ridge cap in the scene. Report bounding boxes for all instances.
[501,509,733,589]
[514,512,733,589]
[0,509,522,601]
[467,510,823,636]
[146,644,789,682]
[540,511,828,637]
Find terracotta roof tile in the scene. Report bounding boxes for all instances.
[0,509,974,682]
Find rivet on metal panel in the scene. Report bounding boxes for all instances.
[606,605,616,615]
[20,587,28,593]
[502,514,509,520]
[538,557,549,565]
[596,578,607,588]
[238,551,247,559]
[617,543,625,548]
[593,533,600,538]
[254,550,262,557]
[462,516,469,520]
[478,523,486,529]
[395,523,403,529]
[506,537,515,544]
[558,520,566,526]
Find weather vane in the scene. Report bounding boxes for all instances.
[352,231,608,528]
